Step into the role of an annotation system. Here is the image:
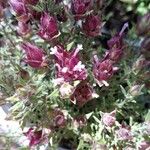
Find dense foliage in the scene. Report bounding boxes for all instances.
[0,0,150,149]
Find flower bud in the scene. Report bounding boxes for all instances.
[129,84,144,96]
[70,81,98,107]
[138,141,150,150]
[9,0,29,22]
[9,0,25,15]
[71,0,92,20]
[19,68,30,80]
[38,13,59,41]
[53,109,66,128]
[82,15,102,37]
[116,126,132,141]
[102,110,116,127]
[137,13,150,36]
[24,128,45,147]
[132,55,146,71]
[107,23,128,49]
[93,56,117,87]
[21,42,47,68]
[17,21,31,36]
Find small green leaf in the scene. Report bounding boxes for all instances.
[145,110,150,122]
[67,41,75,51]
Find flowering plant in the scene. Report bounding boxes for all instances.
[0,0,150,149]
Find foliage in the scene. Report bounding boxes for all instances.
[0,0,150,149]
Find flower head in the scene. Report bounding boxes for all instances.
[38,13,59,41]
[107,23,128,49]
[70,81,97,107]
[138,141,150,150]
[50,45,87,83]
[93,55,117,86]
[59,82,74,98]
[9,0,29,22]
[52,109,66,128]
[21,42,46,68]
[24,128,44,147]
[82,15,102,37]
[102,110,116,127]
[71,0,92,20]
[116,125,132,141]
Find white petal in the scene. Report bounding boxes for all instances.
[50,46,57,55]
[62,67,68,73]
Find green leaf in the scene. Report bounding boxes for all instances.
[145,110,150,122]
[120,85,127,97]
[47,89,59,99]
[67,41,75,51]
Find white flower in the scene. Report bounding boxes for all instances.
[73,44,83,56]
[73,61,85,72]
[52,78,64,86]
[59,82,73,98]
[50,46,57,55]
[77,44,83,51]
[62,67,68,73]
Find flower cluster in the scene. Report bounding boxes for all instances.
[93,23,128,86]
[50,44,87,83]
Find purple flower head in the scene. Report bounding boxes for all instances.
[53,109,66,128]
[116,125,132,141]
[138,141,150,150]
[38,13,59,41]
[104,23,128,63]
[93,55,118,86]
[17,21,31,36]
[102,110,116,127]
[21,42,47,68]
[70,81,97,107]
[71,0,92,20]
[24,128,44,147]
[82,15,102,37]
[9,0,29,22]
[137,12,150,36]
[50,45,87,83]
[107,23,128,49]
